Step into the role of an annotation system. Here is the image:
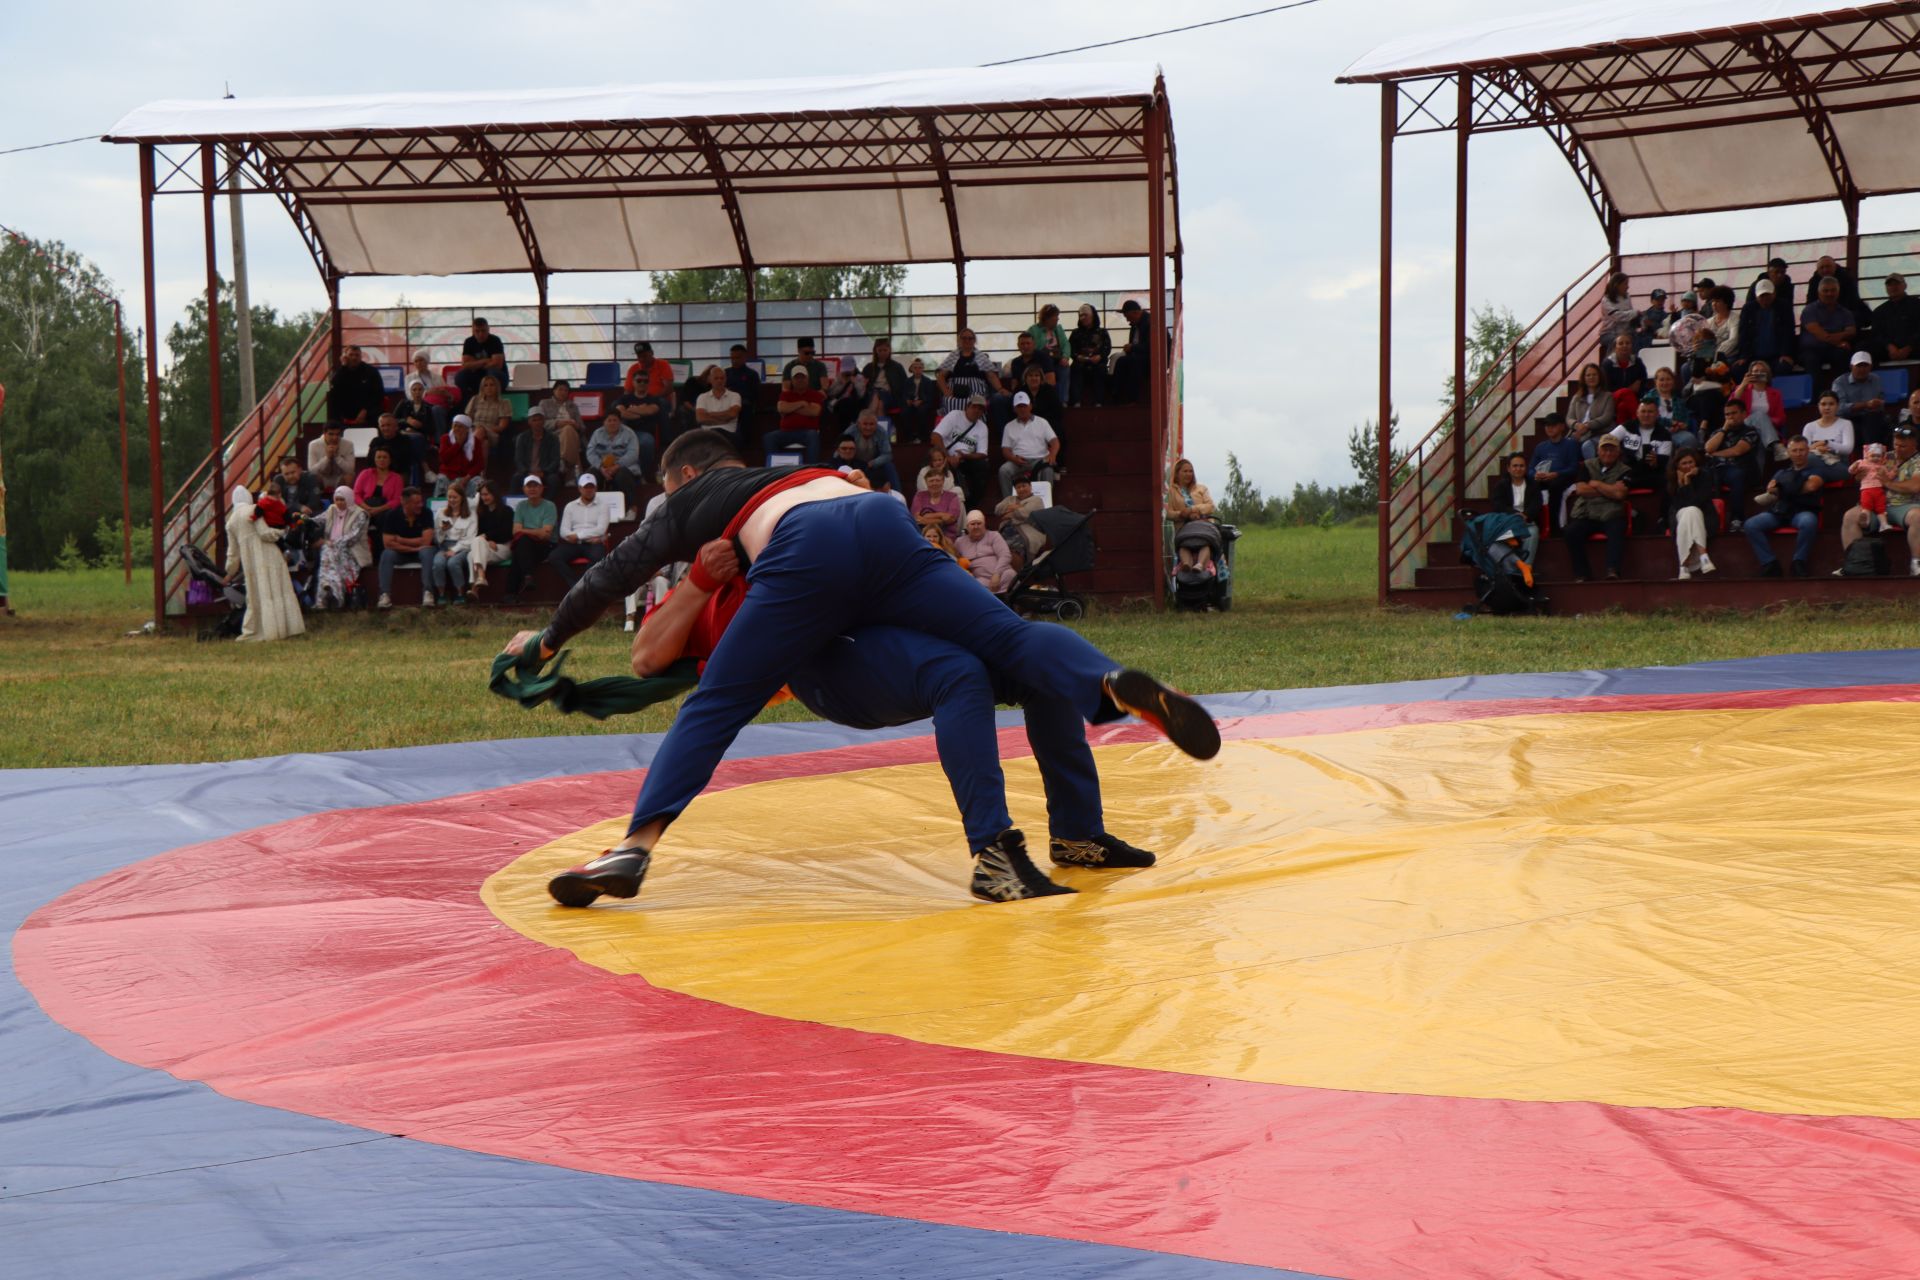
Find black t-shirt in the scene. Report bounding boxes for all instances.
[463,334,505,363]
[1709,422,1759,466]
[365,430,414,468]
[475,503,515,543]
[380,506,434,541]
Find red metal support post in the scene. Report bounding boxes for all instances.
[202,146,228,555]
[1451,72,1470,522]
[536,271,551,366]
[115,301,130,584]
[139,145,167,625]
[1146,91,1169,609]
[1378,83,1395,604]
[745,269,758,358]
[326,273,342,370]
[1845,193,1862,280]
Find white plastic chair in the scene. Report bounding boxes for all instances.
[511,362,550,392]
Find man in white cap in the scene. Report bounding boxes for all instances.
[503,474,557,604]
[1834,349,1889,448]
[931,392,992,501]
[998,390,1059,497]
[548,473,611,588]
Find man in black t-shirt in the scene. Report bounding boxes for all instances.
[781,337,831,389]
[455,317,509,401]
[375,486,440,608]
[327,345,386,427]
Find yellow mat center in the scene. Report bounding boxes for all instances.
[484,702,1920,1118]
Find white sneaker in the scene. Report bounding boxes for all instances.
[422,590,436,607]
[1677,566,1691,581]
[1909,558,1920,578]
[377,593,393,609]
[624,616,637,632]
[1698,554,1716,575]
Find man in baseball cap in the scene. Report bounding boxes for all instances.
[549,473,611,589]
[503,474,556,604]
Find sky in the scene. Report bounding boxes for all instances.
[0,0,1898,496]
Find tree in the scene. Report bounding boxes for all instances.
[1346,412,1409,506]
[160,280,321,495]
[1439,304,1530,412]
[0,232,148,571]
[648,265,908,304]
[1217,452,1266,525]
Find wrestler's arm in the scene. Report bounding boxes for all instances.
[522,504,678,657]
[630,540,736,675]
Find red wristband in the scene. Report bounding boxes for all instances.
[686,558,722,594]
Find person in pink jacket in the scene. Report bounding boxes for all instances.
[955,509,1014,593]
[1730,362,1788,455]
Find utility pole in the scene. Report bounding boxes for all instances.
[225,89,258,419]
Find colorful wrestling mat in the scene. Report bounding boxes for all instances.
[8,652,1920,1278]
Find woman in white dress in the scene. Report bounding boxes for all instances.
[224,484,305,642]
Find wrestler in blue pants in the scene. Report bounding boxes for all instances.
[785,626,1102,851]
[628,493,1120,836]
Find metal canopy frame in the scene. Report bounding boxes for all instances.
[1341,4,1920,601]
[107,76,1183,618]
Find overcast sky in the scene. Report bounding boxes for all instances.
[1,0,1895,494]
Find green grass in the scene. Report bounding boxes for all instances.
[5,525,1919,768]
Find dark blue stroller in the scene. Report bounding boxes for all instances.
[1459,510,1546,615]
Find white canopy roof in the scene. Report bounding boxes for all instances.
[105,66,1177,278]
[1342,2,1920,219]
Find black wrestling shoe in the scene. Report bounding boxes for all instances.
[548,849,652,908]
[970,830,1076,903]
[1050,833,1157,868]
[1103,669,1222,760]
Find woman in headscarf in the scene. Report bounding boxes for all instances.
[954,509,1015,594]
[224,482,306,641]
[435,413,487,496]
[315,484,370,610]
[1068,303,1111,407]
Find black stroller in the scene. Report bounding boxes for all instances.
[181,542,246,637]
[1169,519,1239,611]
[1005,506,1097,621]
[1458,510,1548,615]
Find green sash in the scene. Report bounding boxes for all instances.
[488,644,698,721]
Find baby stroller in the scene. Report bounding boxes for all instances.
[1459,510,1547,616]
[181,542,247,637]
[1170,519,1239,611]
[1005,506,1097,621]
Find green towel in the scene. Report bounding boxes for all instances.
[489,644,699,721]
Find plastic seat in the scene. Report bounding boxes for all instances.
[583,360,622,389]
[375,365,406,395]
[1881,367,1910,402]
[511,362,549,392]
[1774,373,1813,409]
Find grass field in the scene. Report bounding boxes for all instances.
[4,523,1919,768]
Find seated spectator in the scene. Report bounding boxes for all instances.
[911,469,962,538]
[327,345,385,428]
[830,435,864,475]
[429,483,475,605]
[406,351,437,398]
[1112,299,1161,404]
[932,393,993,500]
[1666,447,1719,579]
[1614,400,1673,495]
[1562,435,1630,581]
[548,473,611,589]
[1017,362,1066,430]
[503,475,557,604]
[538,380,587,473]
[1800,275,1859,384]
[375,486,438,609]
[694,364,743,436]
[365,412,423,486]
[999,332,1059,425]
[465,374,513,448]
[1568,363,1615,449]
[353,444,404,555]
[781,337,831,389]
[862,338,910,415]
[723,344,764,428]
[1751,257,1796,308]
[313,485,369,609]
[584,412,652,480]
[1832,351,1889,448]
[844,406,900,491]
[1802,391,1856,472]
[1661,292,1705,354]
[1898,386,1920,434]
[1695,287,1736,364]
[665,365,705,441]
[1026,304,1071,404]
[1530,412,1582,524]
[765,368,825,463]
[899,356,939,443]
[270,454,324,579]
[307,423,357,493]
[954,510,1014,594]
[1735,277,1798,378]
[999,392,1060,497]
[1598,272,1636,354]
[997,474,1049,566]
[1703,397,1762,530]
[1166,458,1219,573]
[1874,273,1920,363]
[822,357,869,432]
[1602,333,1648,396]
[1840,423,1920,577]
[1486,452,1543,564]
[466,480,514,591]
[395,371,443,446]
[1805,253,1864,317]
[435,414,487,497]
[1631,288,1669,352]
[455,318,508,401]
[513,411,564,495]
[923,521,964,564]
[1731,362,1787,457]
[1644,366,1694,447]
[936,328,1004,415]
[591,447,640,512]
[1069,302,1112,407]
[918,442,967,505]
[1686,359,1731,431]
[1743,437,1826,577]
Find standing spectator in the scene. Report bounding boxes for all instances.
[1735,277,1797,378]
[591,448,640,513]
[844,406,900,491]
[1666,447,1719,579]
[455,317,508,401]
[327,345,385,428]
[766,368,825,462]
[723,344,764,429]
[1804,253,1864,315]
[1832,351,1889,447]
[694,364,744,437]
[314,485,369,609]
[997,474,1049,566]
[1602,333,1649,397]
[1750,257,1796,308]
[932,393,992,501]
[1874,273,1920,363]
[466,480,515,592]
[1631,288,1669,352]
[353,444,403,557]
[1704,397,1762,530]
[1802,391,1856,472]
[1112,299,1157,403]
[548,474,611,589]
[917,442,966,505]
[998,392,1060,497]
[539,379,587,474]
[1645,366,1695,447]
[435,414,487,497]
[1840,423,1920,577]
[1687,359,1731,433]
[1026,304,1071,404]
[936,328,1004,415]
[1530,411,1582,524]
[307,423,357,493]
[429,484,475,604]
[1661,292,1705,355]
[1563,435,1631,581]
[911,469,962,538]
[1744,437,1826,577]
[585,411,651,479]
[375,486,439,608]
[513,411,564,495]
[1069,302,1111,407]
[503,475,557,603]
[1598,273,1636,354]
[899,356,939,443]
[465,374,513,448]
[1487,452,1544,563]
[1800,275,1859,384]
[1731,362,1787,456]
[862,338,911,414]
[781,337,831,389]
[1696,287,1737,364]
[954,510,1014,594]
[1567,363,1615,448]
